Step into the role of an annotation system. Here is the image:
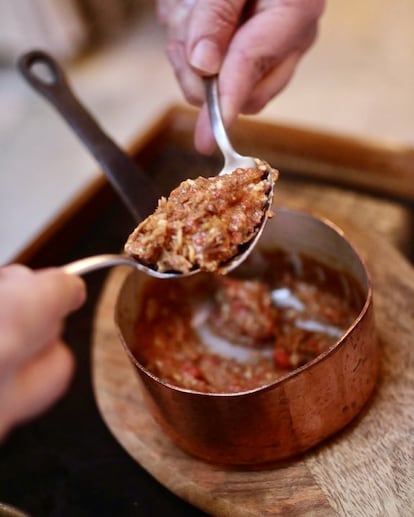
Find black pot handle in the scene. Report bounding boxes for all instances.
[18,50,159,223]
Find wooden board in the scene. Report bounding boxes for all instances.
[91,187,414,516]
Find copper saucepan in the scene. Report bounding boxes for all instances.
[114,208,379,466]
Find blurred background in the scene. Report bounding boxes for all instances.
[0,0,413,264]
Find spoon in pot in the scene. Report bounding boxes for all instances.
[203,75,257,174]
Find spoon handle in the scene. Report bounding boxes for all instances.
[18,50,159,223]
[204,76,237,159]
[61,254,139,275]
[204,76,256,174]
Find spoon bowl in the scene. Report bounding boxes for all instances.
[59,77,277,279]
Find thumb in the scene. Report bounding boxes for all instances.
[186,0,246,75]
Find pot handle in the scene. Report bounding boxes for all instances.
[18,49,159,223]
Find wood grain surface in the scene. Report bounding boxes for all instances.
[92,185,414,516]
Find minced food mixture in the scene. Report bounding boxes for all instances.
[124,160,278,273]
[131,249,364,393]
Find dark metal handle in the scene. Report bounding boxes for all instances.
[18,50,159,223]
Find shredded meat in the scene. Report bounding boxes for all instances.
[124,160,278,273]
[210,277,279,345]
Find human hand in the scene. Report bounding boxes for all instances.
[157,0,325,153]
[0,265,86,441]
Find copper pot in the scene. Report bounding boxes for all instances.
[114,208,379,466]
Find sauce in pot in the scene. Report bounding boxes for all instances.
[131,249,364,393]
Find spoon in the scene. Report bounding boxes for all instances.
[60,76,276,277]
[59,77,276,278]
[19,51,275,278]
[201,76,276,274]
[203,76,257,174]
[61,253,181,278]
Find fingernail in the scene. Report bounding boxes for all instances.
[190,39,221,74]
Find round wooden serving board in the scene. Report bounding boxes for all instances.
[92,199,414,516]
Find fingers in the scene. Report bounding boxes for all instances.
[186,0,246,75]
[161,0,246,106]
[236,51,303,114]
[0,265,85,440]
[215,1,322,130]
[160,0,325,155]
[194,104,215,154]
[0,265,86,370]
[193,49,304,153]
[0,340,74,441]
[166,39,204,105]
[163,4,205,106]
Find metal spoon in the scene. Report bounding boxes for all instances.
[61,254,181,278]
[59,77,276,278]
[202,76,276,274]
[204,76,257,174]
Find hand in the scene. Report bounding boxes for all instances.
[157,0,325,153]
[0,265,86,441]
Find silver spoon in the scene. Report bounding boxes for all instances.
[60,76,276,278]
[204,75,257,174]
[202,76,276,275]
[61,254,180,278]
[19,51,275,279]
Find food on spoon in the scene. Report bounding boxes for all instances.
[130,249,364,393]
[209,277,279,345]
[124,160,278,274]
